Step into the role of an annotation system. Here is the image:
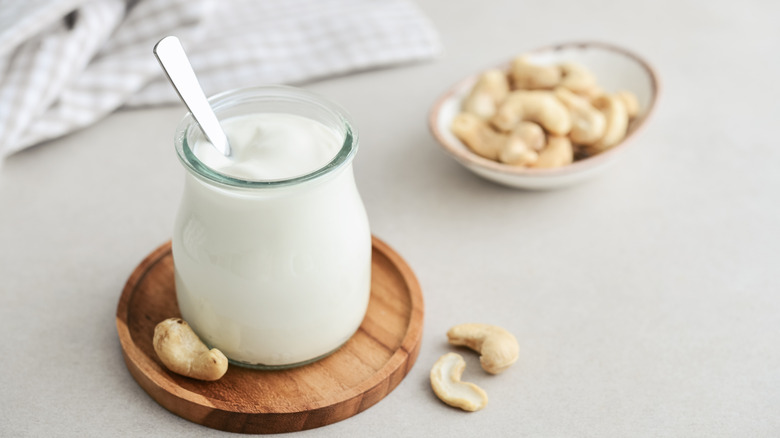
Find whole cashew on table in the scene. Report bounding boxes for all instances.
[430,323,520,412]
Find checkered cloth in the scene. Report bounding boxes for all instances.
[0,0,440,156]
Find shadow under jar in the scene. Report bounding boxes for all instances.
[172,86,371,369]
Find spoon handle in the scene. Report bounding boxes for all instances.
[153,36,232,157]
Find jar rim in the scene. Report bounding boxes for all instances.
[174,85,358,189]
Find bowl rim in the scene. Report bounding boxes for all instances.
[428,40,661,178]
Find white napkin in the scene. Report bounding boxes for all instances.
[0,0,440,156]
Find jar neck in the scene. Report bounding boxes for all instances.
[174,85,358,191]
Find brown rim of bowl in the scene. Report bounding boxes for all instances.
[428,41,660,177]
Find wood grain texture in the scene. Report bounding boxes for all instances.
[116,236,424,434]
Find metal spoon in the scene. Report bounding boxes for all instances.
[153,36,232,157]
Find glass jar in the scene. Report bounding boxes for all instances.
[172,86,371,369]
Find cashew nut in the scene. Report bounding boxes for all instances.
[559,62,598,95]
[577,86,606,101]
[497,121,545,166]
[447,323,519,374]
[462,69,510,119]
[498,135,538,166]
[615,90,640,119]
[554,87,606,146]
[512,121,546,151]
[530,136,574,169]
[153,318,228,381]
[451,112,505,160]
[590,94,629,152]
[491,91,572,136]
[430,353,488,412]
[510,56,561,89]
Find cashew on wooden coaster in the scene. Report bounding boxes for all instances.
[430,323,520,412]
[153,318,228,381]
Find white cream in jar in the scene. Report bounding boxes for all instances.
[193,113,341,180]
[172,86,371,368]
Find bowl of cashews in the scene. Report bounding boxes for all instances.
[429,41,659,189]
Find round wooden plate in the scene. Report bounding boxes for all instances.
[116,236,424,434]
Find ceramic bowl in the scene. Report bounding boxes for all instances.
[428,41,660,190]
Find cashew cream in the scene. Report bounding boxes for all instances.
[172,106,371,368]
[193,113,341,180]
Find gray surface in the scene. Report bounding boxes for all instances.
[2,0,779,436]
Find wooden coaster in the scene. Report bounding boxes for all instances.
[116,236,424,434]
